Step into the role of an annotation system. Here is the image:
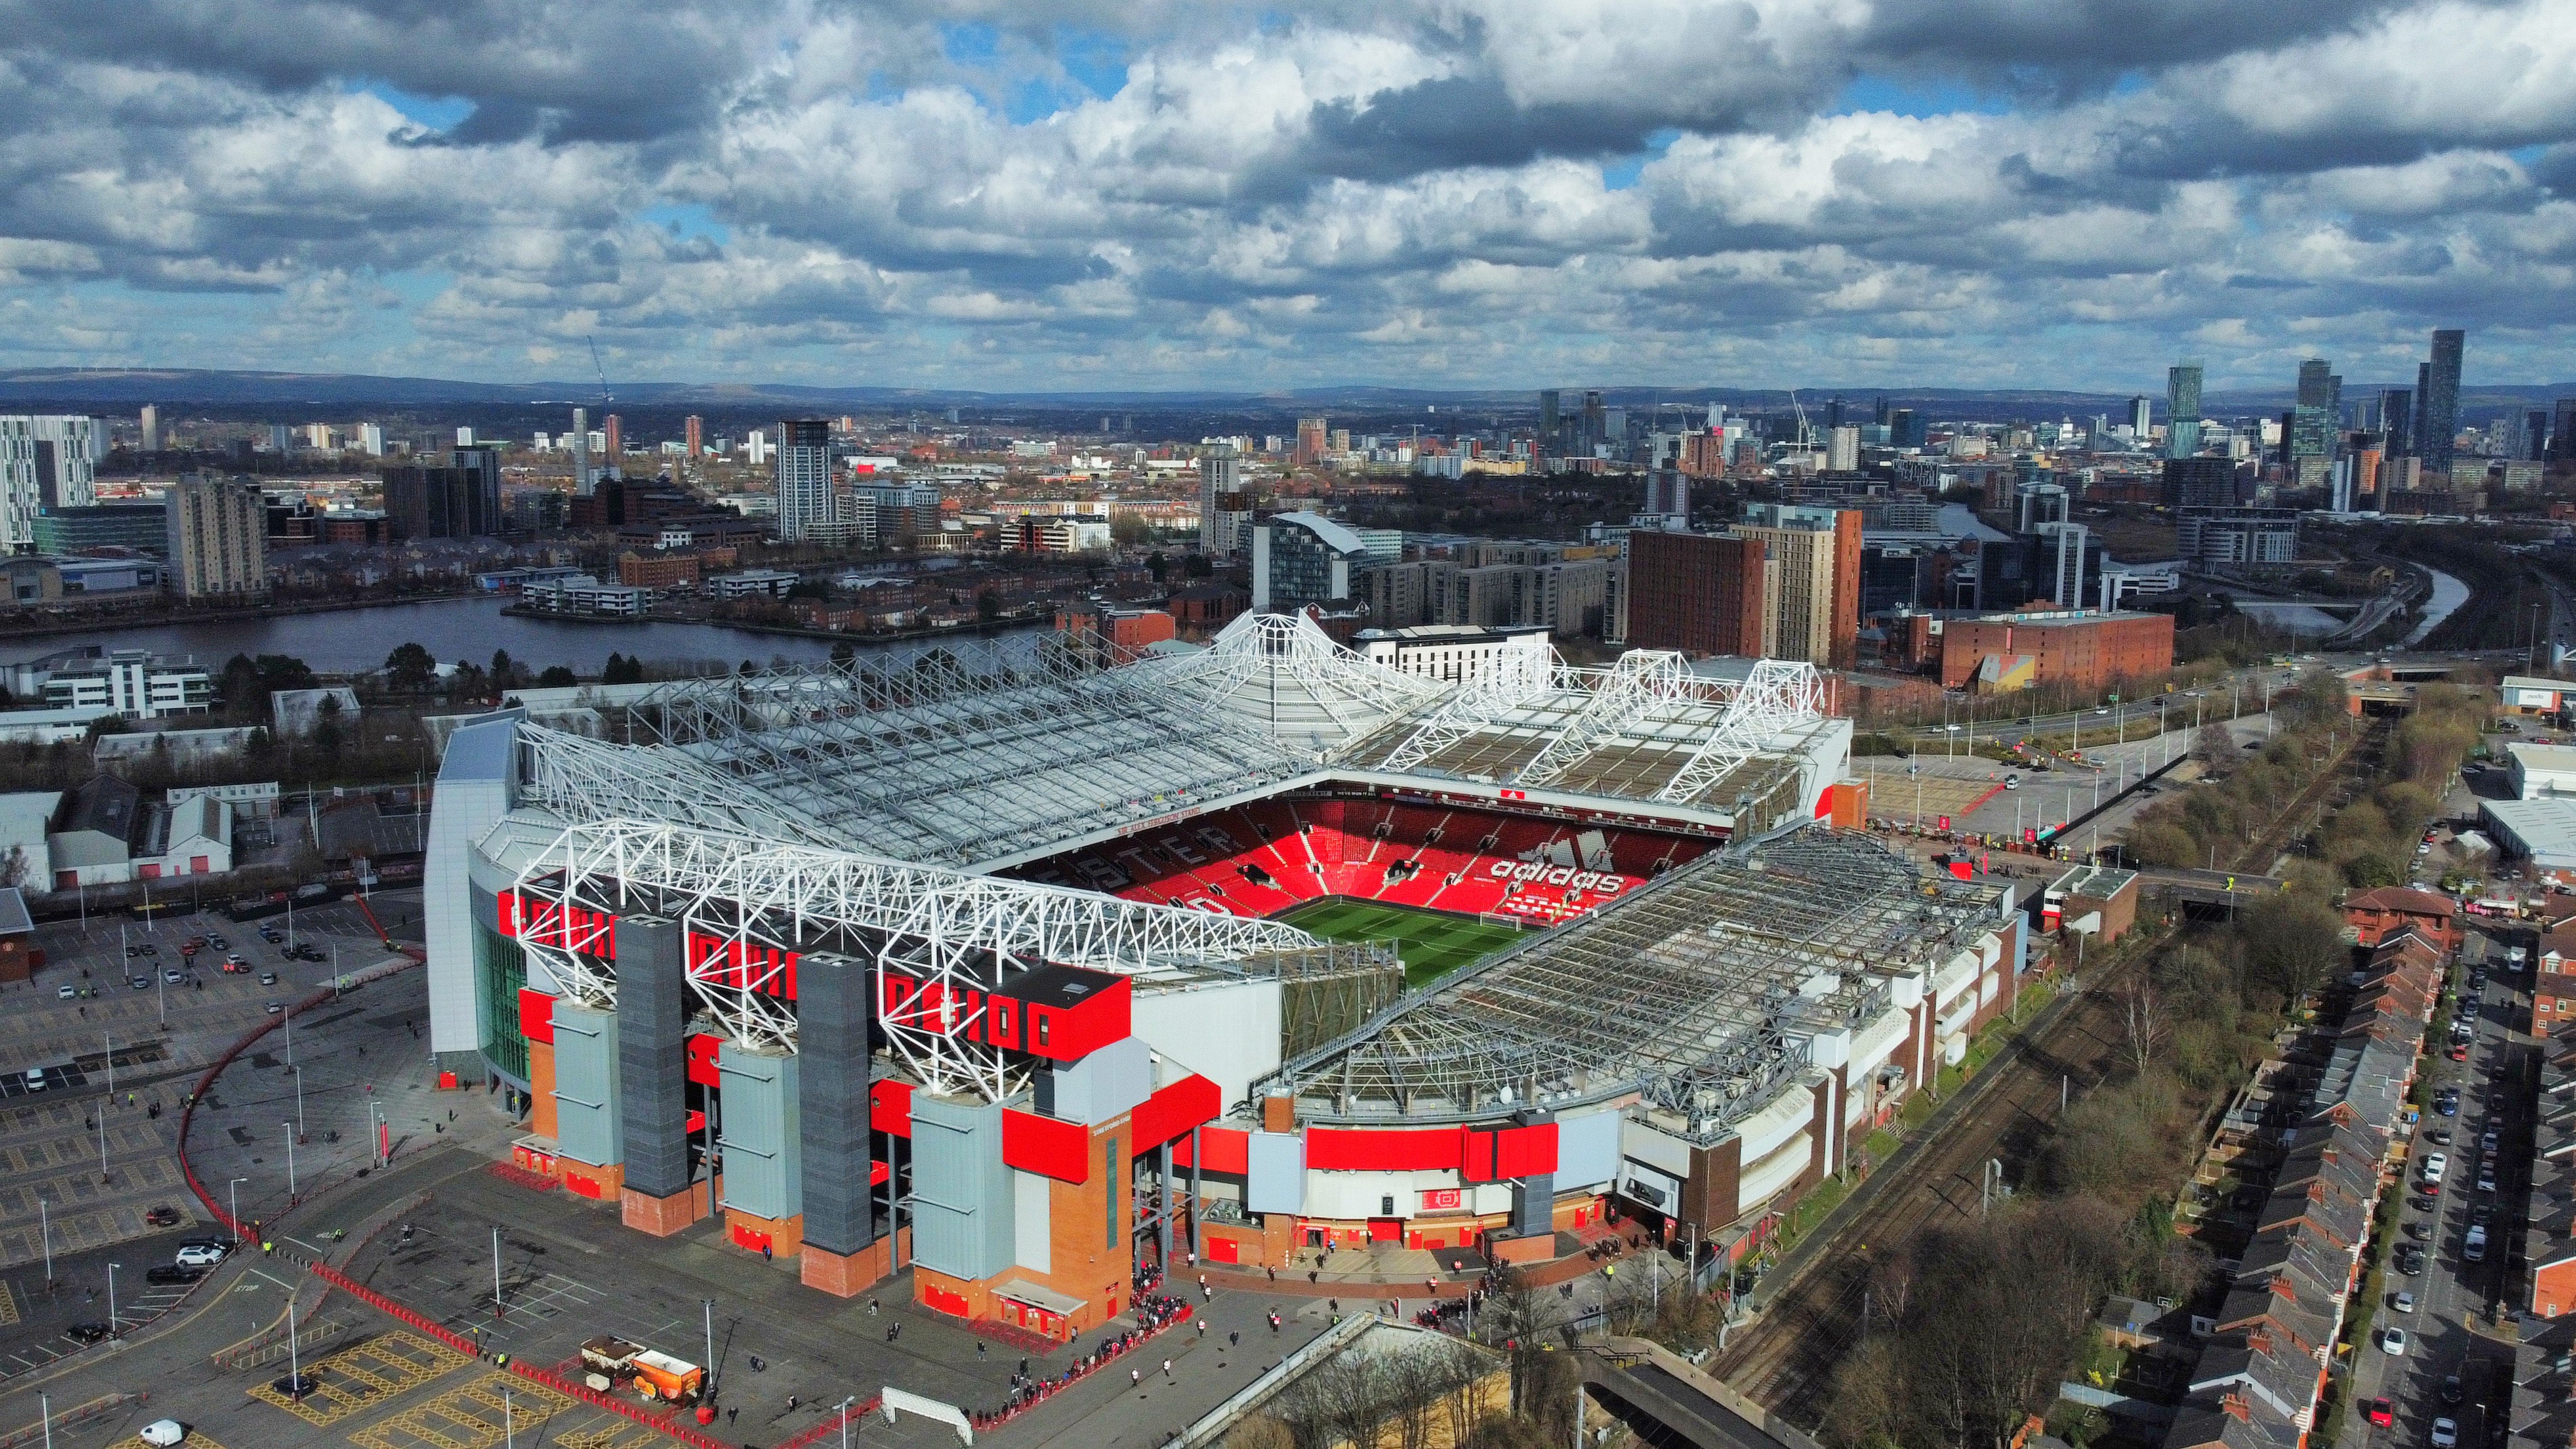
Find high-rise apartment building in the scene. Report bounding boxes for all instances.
[774,420,835,542]
[571,407,594,495]
[605,414,623,460]
[2552,399,2576,464]
[358,423,385,455]
[1623,531,1772,657]
[2165,362,2203,459]
[1826,425,1860,473]
[1198,445,1241,556]
[2163,456,2238,509]
[0,415,101,550]
[684,415,703,458]
[139,405,160,454]
[1737,504,1860,668]
[2379,388,2415,456]
[2415,329,2464,471]
[165,473,268,598]
[1294,417,1328,466]
[2127,396,2152,438]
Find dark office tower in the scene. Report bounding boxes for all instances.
[1874,395,1889,426]
[1538,390,1561,446]
[1889,409,1925,449]
[2380,388,2414,456]
[1826,397,1845,432]
[2553,399,2576,463]
[2163,456,2238,509]
[2127,396,2152,437]
[2297,359,2335,408]
[2419,329,2464,470]
[2166,363,2203,459]
[1582,390,1606,450]
[450,445,504,535]
[2528,410,2551,462]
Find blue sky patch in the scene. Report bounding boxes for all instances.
[346,80,475,131]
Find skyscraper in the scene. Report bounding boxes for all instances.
[775,419,834,542]
[2417,328,2464,471]
[1538,390,1561,449]
[603,414,623,460]
[2288,358,2337,469]
[2165,363,2203,459]
[1826,426,1860,473]
[2552,399,2576,464]
[139,405,160,454]
[571,407,593,495]
[2127,396,2152,438]
[684,415,703,459]
[165,473,268,598]
[2379,388,2414,456]
[1198,444,1241,557]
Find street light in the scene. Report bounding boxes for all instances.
[106,1263,120,1334]
[285,1126,298,1199]
[230,1178,248,1239]
[838,1395,859,1448]
[38,1198,52,1283]
[294,1066,306,1143]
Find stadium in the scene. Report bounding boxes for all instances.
[422,612,2031,1334]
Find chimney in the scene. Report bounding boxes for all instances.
[2220,1389,2251,1423]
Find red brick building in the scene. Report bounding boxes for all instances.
[1828,509,1862,671]
[1936,608,2175,693]
[1625,531,1768,657]
[619,551,704,589]
[2342,886,2460,956]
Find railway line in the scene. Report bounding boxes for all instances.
[1709,714,2385,1429]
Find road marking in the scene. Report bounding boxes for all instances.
[346,1372,576,1449]
[246,1329,469,1425]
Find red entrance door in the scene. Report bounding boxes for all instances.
[1368,1217,1404,1243]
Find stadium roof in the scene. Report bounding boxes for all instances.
[1256,829,2008,1142]
[509,611,1837,871]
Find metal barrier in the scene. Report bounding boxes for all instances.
[0,1393,146,1448]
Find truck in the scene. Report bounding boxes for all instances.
[577,1336,703,1406]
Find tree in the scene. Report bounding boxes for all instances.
[2194,722,2236,766]
[1110,512,1152,546]
[1145,551,1169,582]
[313,694,344,765]
[489,649,517,690]
[2236,891,2347,1004]
[536,666,578,687]
[384,641,437,693]
[830,640,857,670]
[976,589,1002,621]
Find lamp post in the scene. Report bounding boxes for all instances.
[39,1198,52,1283]
[285,1126,298,1199]
[106,1263,120,1334]
[294,1066,306,1143]
[504,1385,515,1449]
[493,1227,505,1317]
[229,1178,248,1240]
[838,1395,858,1448]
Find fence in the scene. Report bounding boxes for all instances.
[0,1393,146,1448]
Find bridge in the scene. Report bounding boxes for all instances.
[1576,1339,1813,1449]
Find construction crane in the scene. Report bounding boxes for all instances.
[1786,388,1812,447]
[588,335,613,409]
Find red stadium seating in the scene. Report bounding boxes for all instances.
[1016,796,1718,927]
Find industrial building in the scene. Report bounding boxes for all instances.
[426,612,2026,1335]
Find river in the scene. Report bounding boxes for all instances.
[17,596,1044,675]
[2407,567,2470,647]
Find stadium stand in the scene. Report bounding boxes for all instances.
[1021,796,1718,926]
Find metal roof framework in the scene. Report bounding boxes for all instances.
[1351,651,1827,807]
[504,817,1378,1101]
[1256,829,2001,1141]
[508,614,1831,875]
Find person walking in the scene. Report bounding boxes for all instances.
[1162,1359,1172,1381]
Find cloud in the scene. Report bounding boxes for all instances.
[0,0,2570,388]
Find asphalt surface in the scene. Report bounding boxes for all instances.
[2342,929,2527,1449]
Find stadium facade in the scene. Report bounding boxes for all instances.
[423,613,2028,1334]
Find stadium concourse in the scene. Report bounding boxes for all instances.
[419,611,2034,1339]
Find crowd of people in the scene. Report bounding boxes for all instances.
[966,1290,1196,1432]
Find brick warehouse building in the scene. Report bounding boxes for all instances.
[426,612,2034,1333]
[1936,607,2175,693]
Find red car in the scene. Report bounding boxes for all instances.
[2367,1398,2394,1427]
[2451,1043,2470,1061]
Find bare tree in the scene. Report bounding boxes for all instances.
[2118,970,2166,1076]
[1225,1416,1296,1449]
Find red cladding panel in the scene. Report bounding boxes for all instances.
[1003,1109,1092,1183]
[983,995,1023,1052]
[1130,1075,1221,1151]
[1176,1126,1250,1175]
[1306,1126,1465,1172]
[687,1034,722,1088]
[870,1079,914,1138]
[1026,976,1133,1063]
[1461,1130,1497,1184]
[517,987,556,1046]
[1495,1123,1559,1178]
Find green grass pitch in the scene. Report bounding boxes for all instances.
[1273,898,1528,987]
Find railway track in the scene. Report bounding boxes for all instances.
[1711,714,2387,1429]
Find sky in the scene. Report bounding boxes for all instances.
[1,0,2572,394]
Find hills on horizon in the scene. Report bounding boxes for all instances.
[1,366,2568,417]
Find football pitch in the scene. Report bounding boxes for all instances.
[1275,899,1528,987]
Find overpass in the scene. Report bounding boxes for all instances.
[1578,1339,1814,1449]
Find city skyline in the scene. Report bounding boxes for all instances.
[1,0,2570,392]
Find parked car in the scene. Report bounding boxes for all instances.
[139,1420,189,1446]
[144,1264,203,1285]
[264,1002,284,1015]
[2391,1291,2417,1313]
[66,1322,111,1343]
[174,1243,226,1268]
[2366,1399,2395,1428]
[144,1204,180,1226]
[56,983,75,999]
[162,969,183,985]
[2432,1418,2459,1448]
[23,1066,44,1091]
[270,1373,319,1400]
[2440,1374,2465,1406]
[259,972,277,986]
[2381,1327,2409,1355]
[129,976,150,990]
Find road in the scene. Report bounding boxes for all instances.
[2342,927,2526,1448]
